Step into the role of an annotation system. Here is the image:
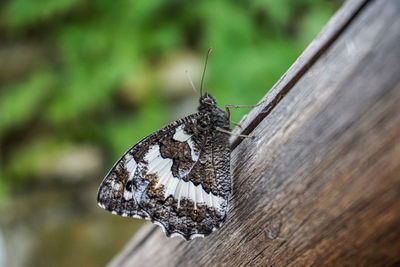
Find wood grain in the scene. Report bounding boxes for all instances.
[109,0,400,266]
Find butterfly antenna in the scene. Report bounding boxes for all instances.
[185,70,197,93]
[200,47,213,96]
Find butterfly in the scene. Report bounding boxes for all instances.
[97,48,251,240]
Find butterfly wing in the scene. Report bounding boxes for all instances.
[97,112,231,240]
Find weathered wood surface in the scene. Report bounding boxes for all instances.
[110,0,400,266]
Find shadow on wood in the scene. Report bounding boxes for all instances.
[109,0,400,266]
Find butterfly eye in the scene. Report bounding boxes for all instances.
[204,98,213,105]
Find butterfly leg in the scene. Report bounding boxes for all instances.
[216,127,254,139]
[230,120,242,128]
[225,103,262,121]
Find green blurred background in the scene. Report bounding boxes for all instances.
[0,0,341,266]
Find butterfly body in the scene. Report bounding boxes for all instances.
[97,93,232,240]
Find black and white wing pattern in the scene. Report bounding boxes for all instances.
[97,93,232,240]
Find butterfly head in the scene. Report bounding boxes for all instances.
[200,93,216,106]
[199,93,218,112]
[198,93,229,127]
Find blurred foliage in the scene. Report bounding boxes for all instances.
[0,0,340,198]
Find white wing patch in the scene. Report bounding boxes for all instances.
[187,139,199,162]
[173,125,199,162]
[173,125,191,142]
[125,156,138,181]
[123,156,138,200]
[144,144,224,210]
[111,180,121,191]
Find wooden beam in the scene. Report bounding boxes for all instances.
[109,0,400,265]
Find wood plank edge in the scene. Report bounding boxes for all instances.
[230,0,371,149]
